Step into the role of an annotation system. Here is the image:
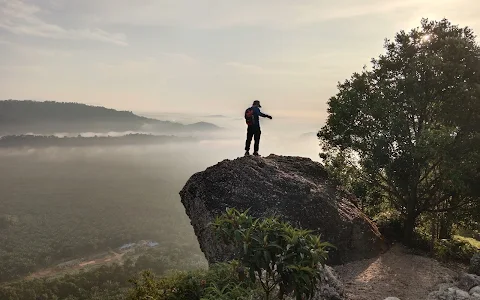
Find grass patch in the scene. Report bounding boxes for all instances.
[454,235,480,250]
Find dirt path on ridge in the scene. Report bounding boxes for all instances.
[333,244,466,300]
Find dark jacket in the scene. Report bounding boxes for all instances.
[250,106,269,128]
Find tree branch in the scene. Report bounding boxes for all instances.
[425,200,469,213]
[418,158,443,185]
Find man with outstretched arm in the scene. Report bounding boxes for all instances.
[244,100,272,156]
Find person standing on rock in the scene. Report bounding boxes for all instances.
[244,100,272,156]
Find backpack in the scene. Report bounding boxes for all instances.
[245,107,254,126]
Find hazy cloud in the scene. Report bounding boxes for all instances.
[1,0,479,116]
[84,0,476,29]
[0,0,128,45]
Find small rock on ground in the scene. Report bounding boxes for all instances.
[458,274,480,291]
[470,286,480,296]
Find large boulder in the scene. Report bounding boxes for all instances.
[471,253,480,276]
[179,154,385,265]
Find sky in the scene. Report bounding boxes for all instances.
[1,0,479,121]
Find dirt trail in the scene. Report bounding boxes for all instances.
[334,244,464,300]
[26,251,124,280]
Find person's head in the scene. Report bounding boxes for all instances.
[252,100,261,107]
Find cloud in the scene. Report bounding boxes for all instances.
[225,62,266,74]
[95,53,199,79]
[159,53,197,64]
[1,39,72,57]
[225,61,303,76]
[85,0,477,30]
[0,0,127,46]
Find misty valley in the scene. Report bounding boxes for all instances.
[0,101,240,299]
[0,100,321,299]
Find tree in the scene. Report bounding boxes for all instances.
[318,18,480,245]
[211,208,333,300]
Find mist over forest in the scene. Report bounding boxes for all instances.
[0,100,321,299]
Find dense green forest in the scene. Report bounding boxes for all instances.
[0,134,196,148]
[0,146,211,291]
[0,246,205,300]
[0,100,219,135]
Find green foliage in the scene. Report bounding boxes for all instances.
[127,262,261,300]
[0,263,130,300]
[0,247,206,300]
[320,151,388,217]
[211,208,334,300]
[0,152,205,282]
[433,238,478,264]
[318,18,480,244]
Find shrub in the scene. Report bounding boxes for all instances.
[127,262,260,300]
[211,208,334,300]
[434,238,478,264]
[374,211,404,242]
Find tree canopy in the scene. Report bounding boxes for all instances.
[318,18,480,244]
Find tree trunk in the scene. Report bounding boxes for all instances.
[404,198,417,245]
[439,211,453,239]
[403,213,416,246]
[430,213,438,252]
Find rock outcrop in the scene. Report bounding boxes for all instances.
[471,253,480,276]
[427,273,480,300]
[179,155,385,265]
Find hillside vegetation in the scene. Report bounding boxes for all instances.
[0,148,207,284]
[0,100,219,135]
[318,18,480,251]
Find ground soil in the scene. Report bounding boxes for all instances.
[334,244,466,300]
[25,250,124,280]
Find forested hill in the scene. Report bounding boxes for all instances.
[0,100,220,135]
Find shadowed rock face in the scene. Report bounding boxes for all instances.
[179,154,385,265]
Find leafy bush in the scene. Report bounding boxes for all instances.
[374,211,404,242]
[127,262,260,300]
[211,208,334,300]
[127,209,335,300]
[434,238,478,264]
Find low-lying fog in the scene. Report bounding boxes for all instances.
[0,112,323,280]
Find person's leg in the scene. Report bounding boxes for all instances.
[253,128,261,154]
[245,126,254,153]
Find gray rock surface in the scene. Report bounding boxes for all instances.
[384,297,401,300]
[179,154,385,265]
[471,254,480,276]
[427,287,471,300]
[427,275,480,300]
[316,265,345,300]
[470,286,480,296]
[459,274,480,292]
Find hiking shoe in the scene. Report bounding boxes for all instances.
[253,152,260,156]
[244,151,250,156]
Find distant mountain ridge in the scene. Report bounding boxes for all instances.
[0,100,220,135]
